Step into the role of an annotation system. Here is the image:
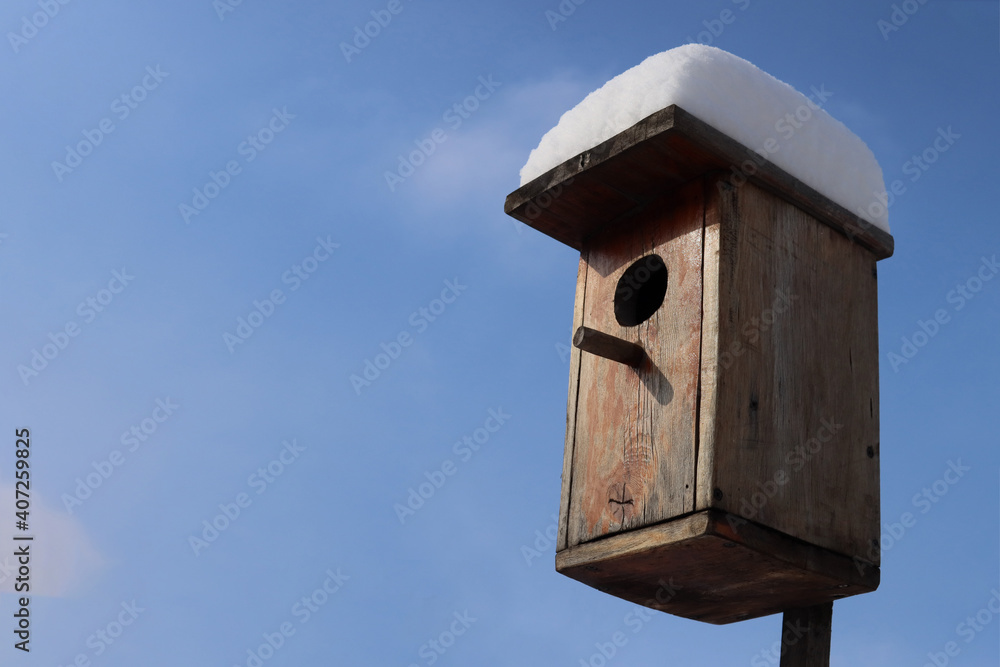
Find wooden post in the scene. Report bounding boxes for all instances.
[779,603,833,667]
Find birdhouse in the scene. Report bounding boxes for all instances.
[504,104,894,624]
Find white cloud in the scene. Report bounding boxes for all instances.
[0,486,103,597]
[400,73,597,208]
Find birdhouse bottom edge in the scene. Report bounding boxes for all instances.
[554,509,879,625]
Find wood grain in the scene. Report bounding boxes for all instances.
[780,604,834,667]
[556,510,877,625]
[566,179,704,547]
[700,178,881,563]
[504,105,893,260]
[696,175,724,511]
[557,257,589,553]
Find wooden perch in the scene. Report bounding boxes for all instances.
[573,326,645,368]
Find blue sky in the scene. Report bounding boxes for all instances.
[0,0,998,665]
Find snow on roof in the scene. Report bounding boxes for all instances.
[519,44,889,232]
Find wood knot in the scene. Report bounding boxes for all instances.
[607,482,635,525]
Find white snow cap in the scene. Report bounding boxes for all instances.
[520,44,889,232]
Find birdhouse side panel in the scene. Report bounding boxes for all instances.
[565,179,705,548]
[699,179,880,563]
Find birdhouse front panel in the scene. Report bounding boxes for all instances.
[565,179,705,548]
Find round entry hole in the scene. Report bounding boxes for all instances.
[614,254,668,327]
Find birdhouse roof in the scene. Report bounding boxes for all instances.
[506,45,894,260]
[505,103,894,260]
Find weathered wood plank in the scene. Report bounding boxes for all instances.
[703,180,881,562]
[567,179,704,547]
[780,603,834,667]
[504,105,893,259]
[557,256,589,553]
[696,175,723,511]
[557,511,712,572]
[556,510,876,625]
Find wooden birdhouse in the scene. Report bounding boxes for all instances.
[504,105,894,625]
